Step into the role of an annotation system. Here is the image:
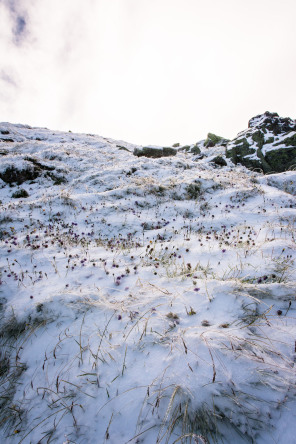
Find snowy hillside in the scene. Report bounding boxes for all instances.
[0,115,295,444]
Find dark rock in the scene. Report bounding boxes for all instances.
[248,111,296,134]
[205,139,215,148]
[248,112,279,128]
[204,133,229,148]
[133,147,177,158]
[255,148,272,173]
[193,154,205,161]
[274,133,296,147]
[265,137,274,144]
[163,147,177,156]
[251,130,265,149]
[126,167,137,176]
[226,138,257,166]
[190,145,201,155]
[211,156,227,167]
[265,148,296,172]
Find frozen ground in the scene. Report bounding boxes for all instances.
[0,123,295,443]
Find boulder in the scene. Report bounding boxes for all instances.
[190,144,201,155]
[134,146,177,158]
[204,133,229,148]
[211,156,227,167]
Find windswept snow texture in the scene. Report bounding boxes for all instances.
[0,122,295,444]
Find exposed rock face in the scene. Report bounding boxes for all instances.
[133,146,177,158]
[226,112,296,173]
[248,111,295,133]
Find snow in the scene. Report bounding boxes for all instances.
[0,123,295,443]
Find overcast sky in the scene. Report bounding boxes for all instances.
[0,0,295,145]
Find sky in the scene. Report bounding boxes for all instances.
[0,0,296,146]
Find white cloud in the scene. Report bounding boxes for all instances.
[0,0,295,145]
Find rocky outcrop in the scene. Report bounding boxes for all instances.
[226,112,296,173]
[248,111,295,133]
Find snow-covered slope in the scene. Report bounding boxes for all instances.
[0,121,295,444]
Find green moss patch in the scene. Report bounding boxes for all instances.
[205,133,229,148]
[265,147,296,172]
[274,134,296,147]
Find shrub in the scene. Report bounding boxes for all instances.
[186,182,201,199]
[12,189,29,198]
[0,166,39,185]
